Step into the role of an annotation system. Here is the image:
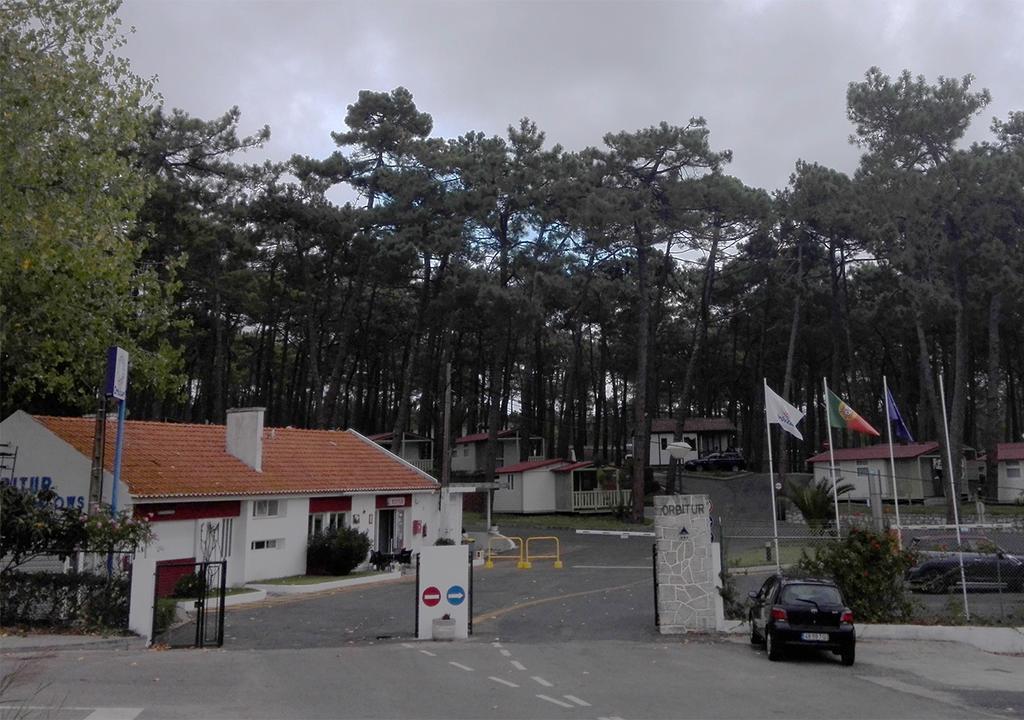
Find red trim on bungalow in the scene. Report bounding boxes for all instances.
[134,500,241,522]
[155,557,197,598]
[376,494,411,509]
[309,496,353,513]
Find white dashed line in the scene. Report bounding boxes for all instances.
[489,676,519,688]
[419,649,436,657]
[511,660,527,671]
[401,643,415,649]
[531,676,553,687]
[499,648,512,657]
[449,661,474,672]
[536,695,574,708]
[564,695,591,707]
[491,641,502,647]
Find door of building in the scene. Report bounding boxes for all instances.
[377,509,396,552]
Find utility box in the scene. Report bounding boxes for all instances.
[417,545,470,640]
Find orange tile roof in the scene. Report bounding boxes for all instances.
[33,415,438,499]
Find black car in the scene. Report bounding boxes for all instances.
[683,451,745,472]
[905,535,1024,593]
[748,575,855,665]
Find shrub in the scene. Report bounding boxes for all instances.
[306,527,371,576]
[794,527,916,623]
[0,571,130,629]
[785,476,853,530]
[171,572,205,598]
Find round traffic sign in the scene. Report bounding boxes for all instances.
[422,586,441,607]
[446,585,466,606]
[775,482,783,490]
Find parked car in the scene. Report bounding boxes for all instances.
[748,575,855,665]
[683,450,745,472]
[905,535,1024,593]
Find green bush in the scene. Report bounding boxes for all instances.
[794,527,916,623]
[306,527,371,576]
[171,572,205,598]
[0,571,130,629]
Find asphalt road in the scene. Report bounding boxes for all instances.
[3,528,1022,719]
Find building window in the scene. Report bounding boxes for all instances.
[1008,461,1021,480]
[661,437,668,450]
[251,538,283,550]
[253,499,281,518]
[308,512,346,538]
[506,474,515,491]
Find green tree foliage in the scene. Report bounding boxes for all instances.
[0,0,181,415]
[796,527,916,623]
[0,485,152,575]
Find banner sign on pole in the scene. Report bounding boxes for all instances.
[105,346,129,401]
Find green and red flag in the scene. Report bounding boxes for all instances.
[827,389,880,436]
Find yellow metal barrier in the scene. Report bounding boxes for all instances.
[484,536,526,569]
[524,536,563,569]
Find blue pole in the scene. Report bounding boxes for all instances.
[111,398,126,515]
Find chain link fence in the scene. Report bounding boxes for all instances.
[718,517,1024,625]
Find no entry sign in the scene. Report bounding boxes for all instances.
[417,545,471,640]
[422,586,441,607]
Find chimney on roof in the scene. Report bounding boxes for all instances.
[226,407,264,472]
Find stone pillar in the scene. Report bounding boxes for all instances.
[655,493,717,633]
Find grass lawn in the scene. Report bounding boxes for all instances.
[255,571,383,585]
[725,544,818,569]
[464,511,652,532]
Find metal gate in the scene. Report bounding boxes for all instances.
[152,560,227,648]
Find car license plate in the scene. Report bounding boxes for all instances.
[801,632,829,641]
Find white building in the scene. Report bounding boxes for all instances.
[994,442,1024,504]
[450,429,545,475]
[0,408,462,636]
[806,442,949,502]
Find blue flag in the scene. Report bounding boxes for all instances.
[885,387,914,443]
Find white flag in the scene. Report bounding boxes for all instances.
[765,384,805,440]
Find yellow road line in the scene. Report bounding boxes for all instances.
[472,578,648,625]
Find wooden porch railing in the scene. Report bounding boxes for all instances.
[573,489,632,512]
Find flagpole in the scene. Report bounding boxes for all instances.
[763,378,781,573]
[883,376,903,550]
[822,377,841,537]
[938,374,970,621]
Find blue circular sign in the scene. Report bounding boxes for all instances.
[446,585,466,606]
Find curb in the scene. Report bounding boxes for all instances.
[248,571,403,595]
[1,634,147,652]
[719,619,1024,654]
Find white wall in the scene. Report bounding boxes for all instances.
[998,461,1023,503]
[451,443,477,473]
[492,472,522,513]
[241,497,307,582]
[0,410,114,511]
[649,432,673,466]
[522,469,557,513]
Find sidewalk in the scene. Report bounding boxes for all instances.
[1,632,148,652]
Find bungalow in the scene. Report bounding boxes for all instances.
[367,431,435,474]
[450,428,545,475]
[994,442,1024,504]
[493,458,630,514]
[806,442,954,502]
[0,408,460,592]
[648,417,736,466]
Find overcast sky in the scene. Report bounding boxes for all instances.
[118,0,1022,196]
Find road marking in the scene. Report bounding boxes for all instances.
[511,660,527,671]
[473,579,648,625]
[489,676,519,688]
[449,661,474,672]
[499,648,512,656]
[401,643,415,648]
[84,710,144,720]
[419,649,436,657]
[564,695,591,707]
[537,695,574,708]
[531,675,553,687]
[491,641,502,647]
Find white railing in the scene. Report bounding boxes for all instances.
[573,489,632,512]
[406,458,435,474]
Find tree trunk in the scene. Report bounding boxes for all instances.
[631,230,650,523]
[983,292,1002,500]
